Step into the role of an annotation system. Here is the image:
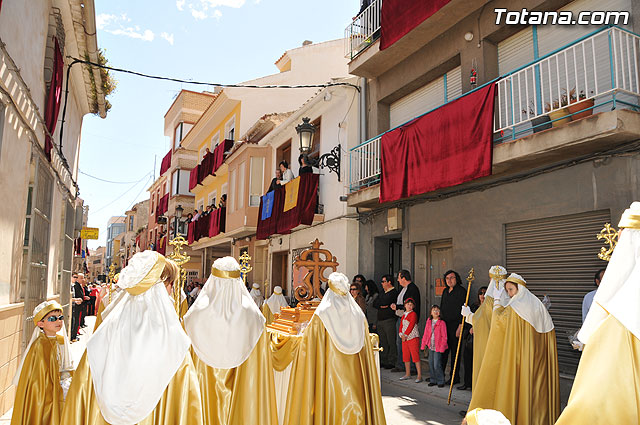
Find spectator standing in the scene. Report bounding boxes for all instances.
[374,275,398,369]
[582,268,605,322]
[298,154,313,175]
[391,270,421,372]
[80,274,91,327]
[350,282,367,314]
[267,169,282,193]
[218,194,227,209]
[421,304,448,387]
[70,273,83,342]
[458,286,486,391]
[278,160,294,185]
[398,298,422,383]
[364,279,379,332]
[440,269,466,385]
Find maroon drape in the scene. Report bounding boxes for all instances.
[155,194,169,219]
[44,38,64,162]
[189,166,199,191]
[160,150,172,175]
[213,139,234,173]
[380,0,451,50]
[187,220,196,244]
[257,187,284,240]
[208,207,226,238]
[198,151,215,183]
[379,83,496,203]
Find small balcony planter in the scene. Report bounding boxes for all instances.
[549,107,571,127]
[568,98,595,121]
[531,115,552,133]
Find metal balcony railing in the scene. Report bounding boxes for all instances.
[344,0,381,60]
[348,26,640,192]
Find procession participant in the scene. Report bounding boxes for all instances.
[184,257,277,425]
[556,202,640,424]
[468,273,559,425]
[439,269,465,384]
[262,285,288,325]
[283,272,386,425]
[250,282,264,307]
[61,251,203,425]
[464,408,511,425]
[11,301,73,425]
[461,266,508,387]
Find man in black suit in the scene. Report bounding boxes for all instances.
[390,269,421,372]
[80,274,91,328]
[71,273,84,342]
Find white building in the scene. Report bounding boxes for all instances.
[0,0,108,413]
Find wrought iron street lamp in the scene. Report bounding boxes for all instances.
[174,204,183,239]
[295,117,341,181]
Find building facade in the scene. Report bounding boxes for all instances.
[0,0,108,414]
[105,216,125,269]
[345,0,640,395]
[87,246,106,282]
[122,199,149,264]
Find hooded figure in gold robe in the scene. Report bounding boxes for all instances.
[461,265,508,387]
[283,272,387,425]
[262,285,289,325]
[11,300,73,425]
[183,256,278,425]
[556,202,640,424]
[468,273,560,425]
[61,251,203,425]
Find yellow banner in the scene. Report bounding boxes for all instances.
[81,227,99,239]
[283,177,300,212]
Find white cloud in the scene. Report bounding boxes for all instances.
[107,27,155,42]
[96,13,117,30]
[212,9,222,19]
[161,32,175,45]
[176,0,186,11]
[190,8,208,20]
[202,0,245,7]
[179,0,247,20]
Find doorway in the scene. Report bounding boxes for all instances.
[414,239,452,324]
[271,251,289,297]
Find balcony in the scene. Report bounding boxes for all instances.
[344,0,381,60]
[348,27,640,207]
[189,139,234,192]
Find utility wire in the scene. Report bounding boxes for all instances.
[69,56,361,91]
[79,169,153,184]
[91,174,153,214]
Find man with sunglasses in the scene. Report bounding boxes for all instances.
[70,273,84,342]
[373,275,399,369]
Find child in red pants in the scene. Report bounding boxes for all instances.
[399,298,422,383]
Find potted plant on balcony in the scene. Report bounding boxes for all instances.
[545,89,571,127]
[522,101,551,133]
[567,88,595,121]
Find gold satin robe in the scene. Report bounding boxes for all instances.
[11,334,64,425]
[470,295,493,387]
[283,315,386,425]
[61,353,203,424]
[468,307,560,425]
[556,314,640,424]
[191,330,278,425]
[261,303,275,325]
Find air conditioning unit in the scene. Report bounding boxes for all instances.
[387,207,402,231]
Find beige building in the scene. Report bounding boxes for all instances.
[0,0,108,414]
[122,200,149,264]
[87,246,106,282]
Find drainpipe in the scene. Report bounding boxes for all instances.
[359,77,367,143]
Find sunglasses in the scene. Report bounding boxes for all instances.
[45,315,64,322]
[350,287,358,291]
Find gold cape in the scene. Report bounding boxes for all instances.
[261,302,275,325]
[283,315,386,425]
[556,314,640,424]
[191,330,278,425]
[11,334,63,425]
[471,295,493,387]
[93,302,106,330]
[61,353,203,424]
[468,307,560,425]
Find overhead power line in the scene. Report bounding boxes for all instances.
[67,56,361,91]
[79,169,152,184]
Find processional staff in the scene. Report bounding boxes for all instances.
[167,236,190,319]
[448,267,474,405]
[107,264,115,304]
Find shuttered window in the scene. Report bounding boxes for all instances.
[498,27,534,76]
[505,209,610,376]
[389,66,462,128]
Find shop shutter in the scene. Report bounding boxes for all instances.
[498,27,534,76]
[446,66,462,101]
[505,209,610,376]
[390,76,445,128]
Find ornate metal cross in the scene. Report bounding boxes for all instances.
[293,239,339,301]
[107,264,116,303]
[168,236,190,316]
[597,223,620,261]
[238,251,253,286]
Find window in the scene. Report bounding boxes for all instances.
[229,169,236,212]
[238,162,245,209]
[129,216,134,231]
[150,194,155,213]
[197,200,204,213]
[208,190,217,208]
[173,122,194,150]
[171,170,191,196]
[225,116,236,141]
[249,157,264,207]
[221,183,228,201]
[211,132,220,150]
[277,139,291,168]
[199,146,207,160]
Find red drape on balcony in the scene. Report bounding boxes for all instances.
[380,0,451,50]
[256,174,318,239]
[189,166,199,191]
[44,38,64,162]
[208,207,226,238]
[198,151,215,183]
[379,83,496,203]
[155,193,169,219]
[187,220,196,244]
[160,150,172,175]
[213,139,234,173]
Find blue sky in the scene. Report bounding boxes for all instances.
[79,0,356,249]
